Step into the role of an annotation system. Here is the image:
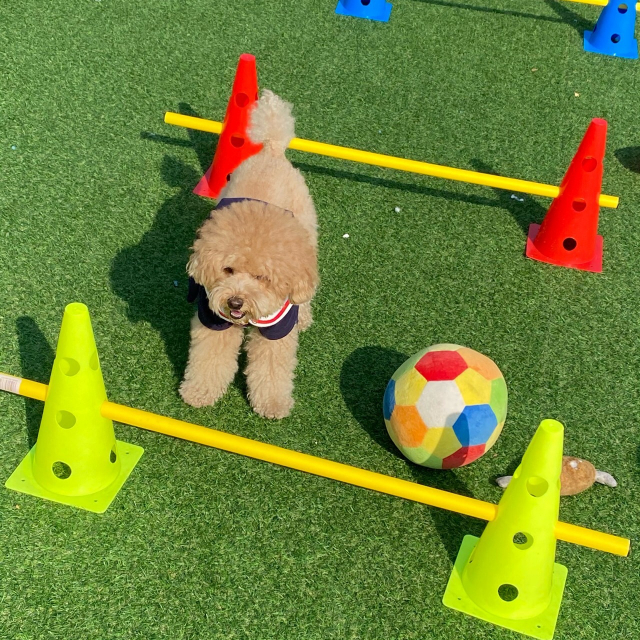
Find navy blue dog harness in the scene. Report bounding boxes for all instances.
[187,197,299,341]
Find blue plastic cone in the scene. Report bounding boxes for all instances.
[335,0,392,22]
[584,0,638,59]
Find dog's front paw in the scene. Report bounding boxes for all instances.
[250,394,294,420]
[179,378,227,408]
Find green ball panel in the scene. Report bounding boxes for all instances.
[402,446,444,469]
[489,377,508,422]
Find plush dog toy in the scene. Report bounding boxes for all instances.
[496,456,617,496]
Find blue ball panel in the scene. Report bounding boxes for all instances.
[453,404,498,447]
[383,379,396,421]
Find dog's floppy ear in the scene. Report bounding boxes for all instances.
[186,240,219,286]
[288,247,319,305]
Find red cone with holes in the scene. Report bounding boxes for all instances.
[526,118,607,273]
[193,53,263,199]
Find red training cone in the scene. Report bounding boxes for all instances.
[193,53,263,199]
[526,118,607,273]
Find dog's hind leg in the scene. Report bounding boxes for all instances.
[179,315,244,407]
[244,328,299,419]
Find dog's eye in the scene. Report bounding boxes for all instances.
[223,267,234,275]
[254,274,269,282]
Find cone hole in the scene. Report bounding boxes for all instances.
[513,531,534,550]
[563,238,577,251]
[230,135,245,148]
[526,476,549,497]
[110,449,117,463]
[52,461,71,479]
[498,584,519,602]
[582,156,598,172]
[89,351,99,371]
[235,92,249,108]
[618,4,628,13]
[226,174,232,182]
[56,410,76,429]
[612,34,621,43]
[362,0,371,4]
[572,198,587,212]
[59,357,80,376]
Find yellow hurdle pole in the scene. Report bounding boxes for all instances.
[1,372,630,557]
[163,112,620,209]
[563,0,640,7]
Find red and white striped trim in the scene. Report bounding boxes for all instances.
[217,300,293,327]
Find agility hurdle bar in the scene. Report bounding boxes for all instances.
[3,372,630,557]
[564,0,640,7]
[164,112,620,209]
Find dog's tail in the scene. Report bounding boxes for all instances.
[248,90,295,155]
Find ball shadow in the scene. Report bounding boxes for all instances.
[340,346,485,564]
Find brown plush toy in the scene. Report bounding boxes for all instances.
[496,456,617,496]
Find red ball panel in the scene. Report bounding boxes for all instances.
[415,350,468,382]
[441,444,486,469]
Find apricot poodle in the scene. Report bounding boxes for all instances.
[179,90,318,419]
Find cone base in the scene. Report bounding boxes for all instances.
[5,440,143,513]
[443,535,567,640]
[335,0,392,22]
[583,32,638,59]
[526,223,603,273]
[193,165,219,199]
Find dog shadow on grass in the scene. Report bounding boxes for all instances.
[340,346,485,564]
[111,104,216,380]
[15,316,55,448]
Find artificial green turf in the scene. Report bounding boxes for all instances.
[1,0,639,638]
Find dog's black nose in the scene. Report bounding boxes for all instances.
[227,296,244,310]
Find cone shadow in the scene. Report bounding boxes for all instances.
[615,146,640,173]
[109,156,212,379]
[469,159,547,236]
[16,316,55,448]
[145,103,216,175]
[340,346,485,564]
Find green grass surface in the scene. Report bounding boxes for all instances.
[1,0,639,638]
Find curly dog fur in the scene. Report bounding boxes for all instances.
[180,90,318,419]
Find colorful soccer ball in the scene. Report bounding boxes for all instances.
[383,344,507,469]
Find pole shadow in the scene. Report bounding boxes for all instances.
[411,0,588,29]
[340,346,485,563]
[543,0,593,36]
[293,159,542,216]
[16,316,55,448]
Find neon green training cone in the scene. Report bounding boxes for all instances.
[443,419,567,640]
[5,303,143,513]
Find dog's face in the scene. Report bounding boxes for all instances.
[188,200,318,326]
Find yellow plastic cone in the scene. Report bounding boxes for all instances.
[443,419,568,640]
[5,303,143,513]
